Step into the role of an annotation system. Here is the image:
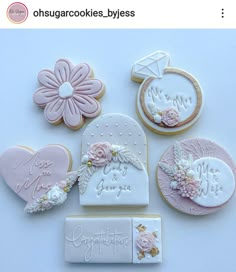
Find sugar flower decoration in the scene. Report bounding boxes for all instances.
[158,142,200,200]
[136,224,159,260]
[33,58,104,129]
[136,232,156,252]
[78,142,143,194]
[24,172,78,213]
[148,102,180,127]
[87,142,112,167]
[161,108,180,127]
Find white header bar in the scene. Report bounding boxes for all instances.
[0,0,235,28]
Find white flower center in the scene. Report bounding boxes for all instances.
[59,82,74,98]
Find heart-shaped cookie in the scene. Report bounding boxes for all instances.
[0,145,77,213]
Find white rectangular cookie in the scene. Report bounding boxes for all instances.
[65,215,162,264]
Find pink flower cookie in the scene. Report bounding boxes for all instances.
[33,58,105,130]
[157,138,236,215]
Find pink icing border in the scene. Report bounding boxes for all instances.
[157,138,236,215]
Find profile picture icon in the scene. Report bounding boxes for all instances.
[7,2,28,24]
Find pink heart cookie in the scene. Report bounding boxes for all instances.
[33,58,105,130]
[0,145,77,213]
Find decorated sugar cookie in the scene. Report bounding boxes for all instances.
[77,113,149,206]
[157,138,236,215]
[131,51,203,135]
[33,58,105,130]
[65,215,162,263]
[0,145,77,213]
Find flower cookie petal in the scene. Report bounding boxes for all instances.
[63,98,82,128]
[44,97,65,123]
[38,70,60,89]
[70,63,91,88]
[54,59,72,85]
[73,95,101,118]
[33,87,59,106]
[74,79,104,97]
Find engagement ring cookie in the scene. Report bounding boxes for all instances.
[77,113,149,206]
[0,145,77,213]
[157,138,236,215]
[131,51,203,135]
[65,215,162,264]
[33,58,105,130]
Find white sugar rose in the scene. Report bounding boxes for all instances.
[153,114,162,124]
[47,185,67,205]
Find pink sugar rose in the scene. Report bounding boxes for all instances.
[161,108,180,127]
[136,232,156,252]
[87,142,112,167]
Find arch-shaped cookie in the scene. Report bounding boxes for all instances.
[78,113,149,206]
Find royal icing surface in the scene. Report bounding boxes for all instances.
[79,114,149,206]
[33,58,104,130]
[192,158,235,207]
[144,76,197,123]
[65,216,162,264]
[132,51,203,134]
[132,51,170,81]
[157,139,236,215]
[0,145,77,213]
[133,217,162,264]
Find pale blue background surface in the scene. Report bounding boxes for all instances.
[1,29,236,272]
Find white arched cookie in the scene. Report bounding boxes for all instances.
[132,51,204,135]
[78,113,149,206]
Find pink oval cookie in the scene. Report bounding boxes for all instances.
[157,138,236,215]
[33,58,105,130]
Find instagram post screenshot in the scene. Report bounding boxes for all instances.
[0,0,235,271]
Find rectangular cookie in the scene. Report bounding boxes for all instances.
[65,215,162,264]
